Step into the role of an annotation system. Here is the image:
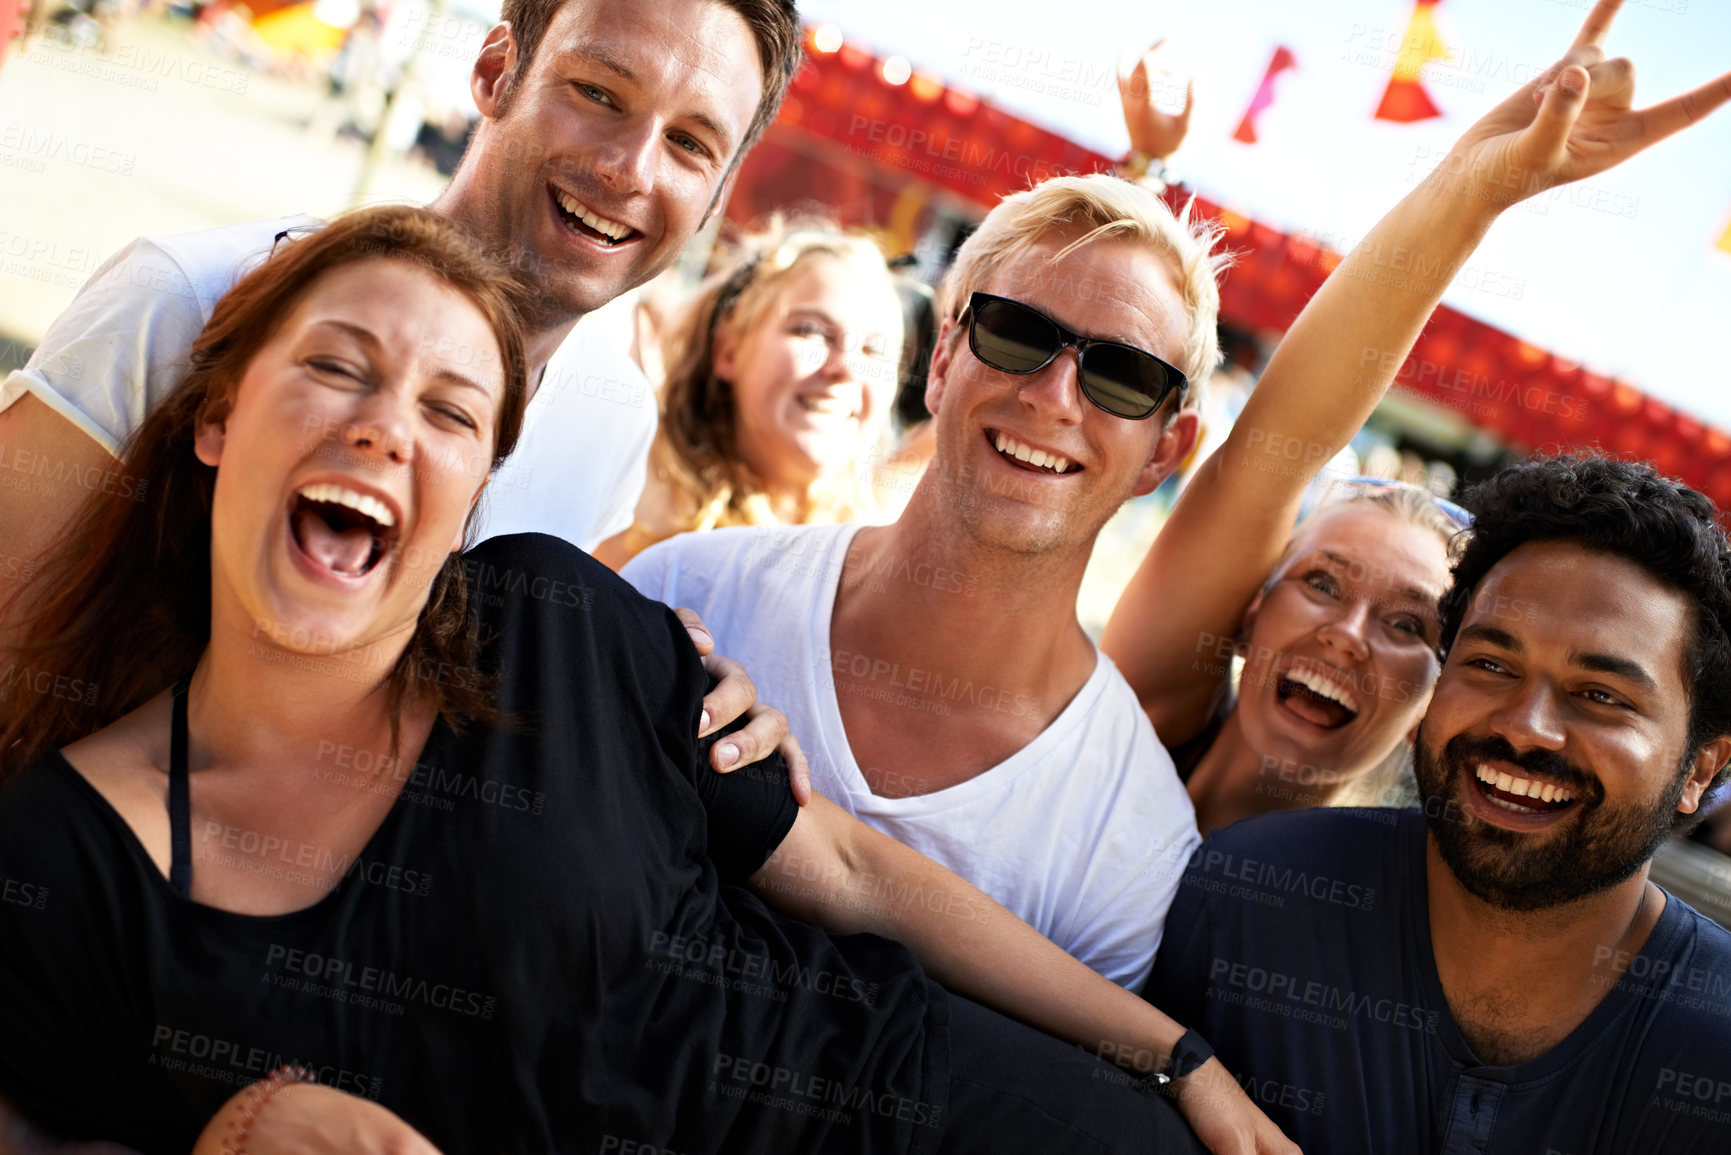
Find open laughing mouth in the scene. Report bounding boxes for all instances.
[1469,761,1579,818]
[1275,661,1360,730]
[550,186,639,249]
[987,429,1079,476]
[287,482,401,581]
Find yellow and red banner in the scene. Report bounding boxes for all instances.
[1374,0,1447,123]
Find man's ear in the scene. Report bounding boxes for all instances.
[471,23,519,119]
[1130,406,1200,498]
[1678,736,1731,815]
[923,316,961,417]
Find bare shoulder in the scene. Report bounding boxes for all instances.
[59,691,174,875]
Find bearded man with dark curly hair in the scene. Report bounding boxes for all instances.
[1146,453,1731,1155]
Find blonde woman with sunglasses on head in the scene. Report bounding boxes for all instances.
[1111,475,1468,835]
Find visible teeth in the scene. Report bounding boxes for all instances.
[994,433,1070,474]
[583,209,622,240]
[1285,664,1360,713]
[554,190,631,242]
[1475,763,1575,805]
[799,395,851,416]
[296,483,395,528]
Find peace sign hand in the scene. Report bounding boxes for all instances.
[1434,0,1731,209]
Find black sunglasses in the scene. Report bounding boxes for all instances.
[960,292,1188,420]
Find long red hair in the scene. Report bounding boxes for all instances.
[1,205,531,775]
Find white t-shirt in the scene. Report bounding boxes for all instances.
[623,523,1201,989]
[0,215,655,551]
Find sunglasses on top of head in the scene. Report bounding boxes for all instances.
[958,292,1188,421]
[1338,475,1474,529]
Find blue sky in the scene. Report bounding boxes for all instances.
[798,0,1731,427]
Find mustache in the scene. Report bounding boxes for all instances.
[1437,731,1602,803]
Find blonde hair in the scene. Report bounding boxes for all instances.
[633,220,898,550]
[1263,480,1463,614]
[1307,479,1464,551]
[938,173,1228,405]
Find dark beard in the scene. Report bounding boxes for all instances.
[1412,727,1685,912]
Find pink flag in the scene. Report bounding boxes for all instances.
[1233,46,1298,144]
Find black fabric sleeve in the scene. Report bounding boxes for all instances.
[461,534,799,885]
[693,706,799,884]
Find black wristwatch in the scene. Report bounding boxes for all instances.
[1139,1029,1215,1092]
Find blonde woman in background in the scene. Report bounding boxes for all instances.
[593,223,905,568]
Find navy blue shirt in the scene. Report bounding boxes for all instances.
[1146,808,1731,1154]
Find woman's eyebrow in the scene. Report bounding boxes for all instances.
[307,320,493,397]
[305,318,378,349]
[428,367,494,397]
[1314,550,1440,604]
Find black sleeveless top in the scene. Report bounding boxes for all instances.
[0,534,948,1155]
[1169,701,1230,785]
